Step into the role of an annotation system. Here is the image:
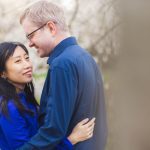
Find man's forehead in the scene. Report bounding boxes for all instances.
[22,18,37,30]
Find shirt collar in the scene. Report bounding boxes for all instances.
[47,36,78,64]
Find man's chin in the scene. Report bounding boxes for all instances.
[38,53,48,58]
[37,52,43,58]
[39,54,45,58]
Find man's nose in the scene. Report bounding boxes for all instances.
[29,40,34,47]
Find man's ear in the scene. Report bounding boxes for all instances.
[47,21,57,36]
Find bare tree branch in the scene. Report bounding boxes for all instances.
[68,0,79,30]
[88,21,121,51]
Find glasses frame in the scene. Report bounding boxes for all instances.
[26,23,47,40]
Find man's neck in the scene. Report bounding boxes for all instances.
[54,32,71,47]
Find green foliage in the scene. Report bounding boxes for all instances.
[33,72,47,80]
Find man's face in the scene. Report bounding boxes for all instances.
[22,18,56,58]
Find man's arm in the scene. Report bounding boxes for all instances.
[18,66,77,150]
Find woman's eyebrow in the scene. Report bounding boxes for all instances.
[12,53,28,58]
[12,56,21,59]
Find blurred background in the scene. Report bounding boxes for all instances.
[1,0,150,150]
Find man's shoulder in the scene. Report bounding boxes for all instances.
[51,45,89,66]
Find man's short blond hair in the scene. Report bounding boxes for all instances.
[20,0,68,32]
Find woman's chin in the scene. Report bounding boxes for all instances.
[23,78,33,84]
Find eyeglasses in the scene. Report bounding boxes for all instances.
[26,23,47,40]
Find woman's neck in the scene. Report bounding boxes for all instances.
[7,80,25,93]
[15,84,25,93]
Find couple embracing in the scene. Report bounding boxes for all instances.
[0,1,107,150]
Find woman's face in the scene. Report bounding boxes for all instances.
[4,46,33,87]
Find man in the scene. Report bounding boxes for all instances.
[19,1,107,149]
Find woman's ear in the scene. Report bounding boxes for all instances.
[1,72,7,79]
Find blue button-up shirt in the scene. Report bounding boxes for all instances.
[19,37,107,150]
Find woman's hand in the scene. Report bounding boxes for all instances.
[68,118,96,145]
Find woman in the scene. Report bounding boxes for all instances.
[0,42,95,150]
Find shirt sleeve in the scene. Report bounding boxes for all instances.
[0,102,31,149]
[18,66,77,150]
[56,138,73,150]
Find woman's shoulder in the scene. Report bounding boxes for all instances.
[0,96,19,117]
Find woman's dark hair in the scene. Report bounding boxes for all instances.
[0,42,39,117]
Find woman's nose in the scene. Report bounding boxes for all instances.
[23,60,32,69]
